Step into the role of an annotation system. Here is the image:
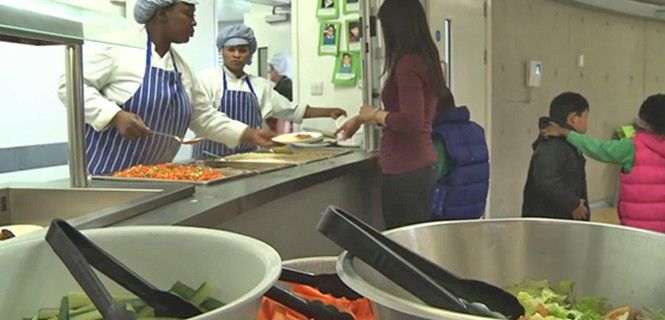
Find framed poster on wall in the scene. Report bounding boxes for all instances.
[317,0,339,19]
[318,22,340,56]
[332,51,360,86]
[343,0,360,14]
[346,19,361,52]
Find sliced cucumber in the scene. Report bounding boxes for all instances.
[69,309,101,320]
[199,296,225,312]
[37,308,59,319]
[189,282,213,307]
[169,282,196,300]
[69,303,95,316]
[27,281,225,319]
[67,293,91,310]
[135,306,155,318]
[58,296,69,320]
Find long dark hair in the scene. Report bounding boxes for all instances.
[378,0,454,113]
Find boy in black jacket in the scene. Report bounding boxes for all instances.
[522,92,590,220]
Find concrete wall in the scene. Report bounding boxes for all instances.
[490,0,665,217]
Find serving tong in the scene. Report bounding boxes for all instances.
[317,206,525,319]
[45,219,202,320]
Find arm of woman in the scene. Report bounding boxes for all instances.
[57,46,150,138]
[57,46,121,131]
[261,77,307,123]
[379,57,427,133]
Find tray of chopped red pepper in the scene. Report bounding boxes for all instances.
[93,163,253,185]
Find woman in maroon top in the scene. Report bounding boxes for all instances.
[337,0,453,229]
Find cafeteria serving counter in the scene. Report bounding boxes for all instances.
[98,149,381,259]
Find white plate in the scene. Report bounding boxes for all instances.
[0,224,43,238]
[292,141,332,148]
[272,132,323,144]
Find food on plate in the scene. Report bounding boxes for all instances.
[507,279,664,320]
[295,133,313,140]
[0,225,43,241]
[272,132,322,144]
[0,229,14,241]
[25,281,224,319]
[112,163,223,181]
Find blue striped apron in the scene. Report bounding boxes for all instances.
[85,36,192,175]
[192,72,262,159]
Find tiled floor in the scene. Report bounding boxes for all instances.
[590,207,620,225]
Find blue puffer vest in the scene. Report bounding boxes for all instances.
[430,106,489,220]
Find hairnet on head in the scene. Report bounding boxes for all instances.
[268,53,293,78]
[133,0,198,24]
[217,24,258,54]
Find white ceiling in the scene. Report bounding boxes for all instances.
[217,0,251,22]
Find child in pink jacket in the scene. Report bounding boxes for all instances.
[543,94,665,233]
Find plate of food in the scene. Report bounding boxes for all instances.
[0,224,43,241]
[271,132,323,145]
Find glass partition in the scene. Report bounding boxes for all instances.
[0,0,142,48]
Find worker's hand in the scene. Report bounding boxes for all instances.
[110,110,151,140]
[334,116,362,140]
[304,106,348,119]
[328,108,348,119]
[541,122,571,139]
[571,199,589,220]
[240,127,277,148]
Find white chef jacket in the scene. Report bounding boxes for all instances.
[197,66,307,127]
[56,38,249,148]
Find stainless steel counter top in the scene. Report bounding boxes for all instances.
[0,179,195,239]
[112,149,378,227]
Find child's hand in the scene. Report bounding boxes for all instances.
[571,199,589,220]
[541,122,571,138]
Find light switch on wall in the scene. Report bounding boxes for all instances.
[311,81,324,96]
[526,60,543,87]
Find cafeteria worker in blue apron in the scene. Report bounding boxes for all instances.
[193,24,347,158]
[57,0,275,175]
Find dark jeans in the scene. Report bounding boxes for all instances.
[381,164,438,230]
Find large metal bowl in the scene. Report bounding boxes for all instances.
[283,256,338,273]
[337,218,665,320]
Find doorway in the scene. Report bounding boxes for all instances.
[425,0,489,129]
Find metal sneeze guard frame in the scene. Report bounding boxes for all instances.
[0,0,144,187]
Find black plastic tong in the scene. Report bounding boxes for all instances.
[280,267,362,300]
[45,219,202,320]
[317,206,525,319]
[262,267,361,320]
[264,284,354,320]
